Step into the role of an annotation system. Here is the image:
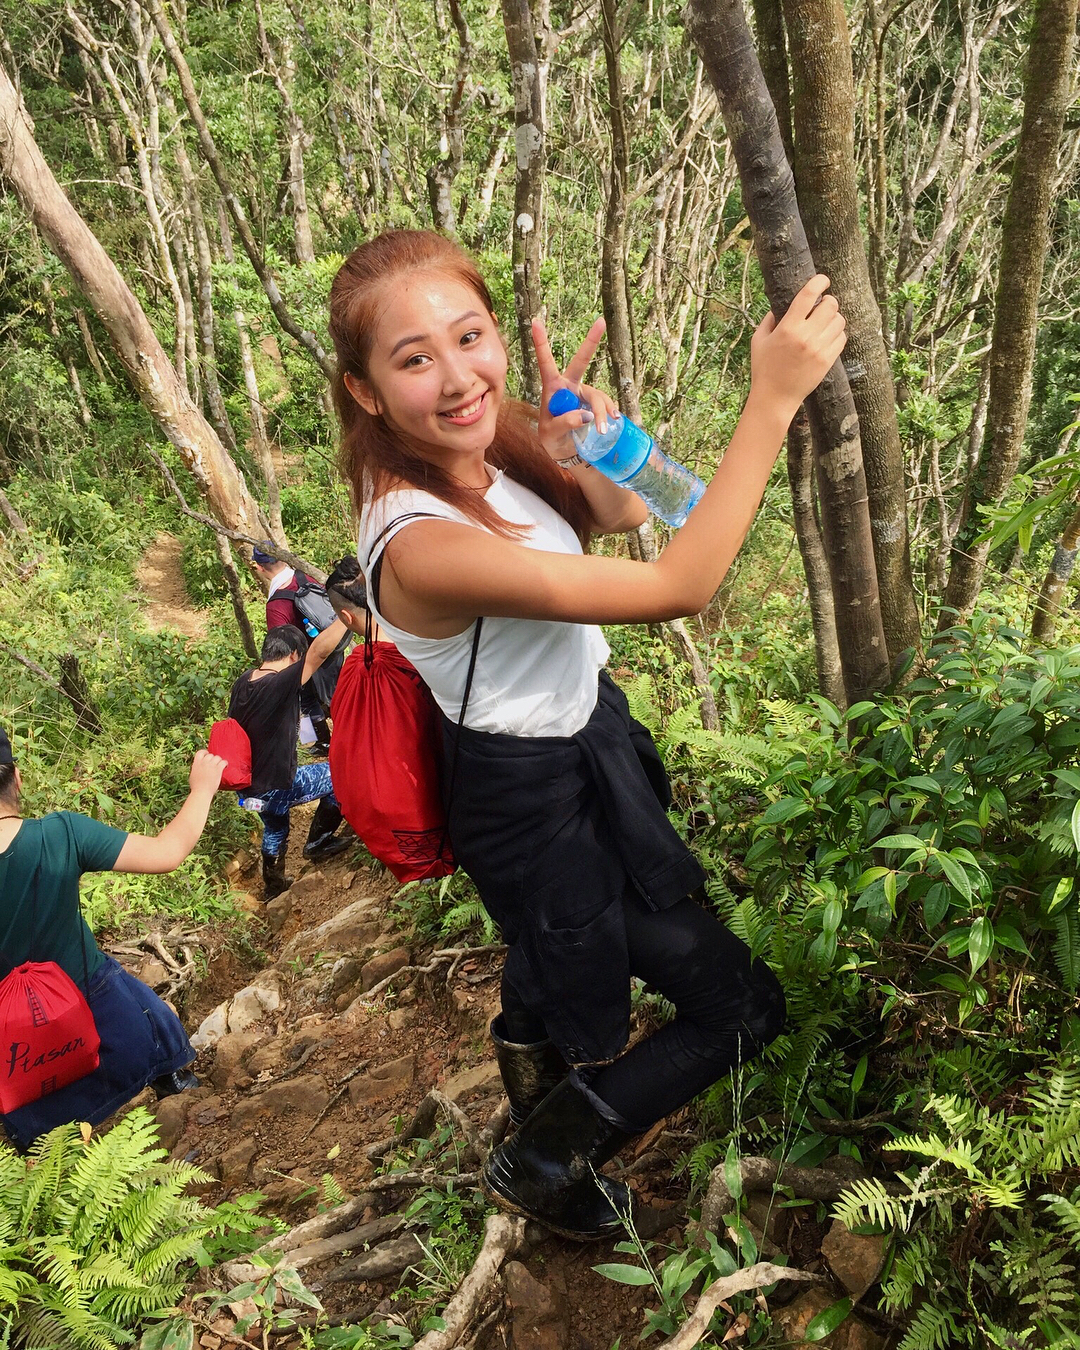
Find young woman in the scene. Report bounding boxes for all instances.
[328,230,847,1240]
[0,726,226,1150]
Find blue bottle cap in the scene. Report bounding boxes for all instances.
[548,388,582,416]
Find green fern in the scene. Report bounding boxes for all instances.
[897,1302,961,1350]
[1052,910,1080,992]
[0,1109,261,1350]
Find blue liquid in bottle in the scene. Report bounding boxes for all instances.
[548,388,704,528]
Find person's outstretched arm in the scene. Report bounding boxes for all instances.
[301,618,348,685]
[112,750,226,874]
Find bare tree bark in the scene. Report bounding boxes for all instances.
[940,0,1079,627]
[212,531,259,660]
[787,412,844,704]
[142,0,335,381]
[500,0,544,404]
[426,0,471,236]
[750,0,843,701]
[687,0,891,702]
[254,0,315,263]
[0,57,264,537]
[780,0,922,667]
[599,0,639,417]
[1031,498,1080,644]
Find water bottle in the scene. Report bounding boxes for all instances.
[548,388,705,528]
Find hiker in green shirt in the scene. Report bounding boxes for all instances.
[0,725,226,1149]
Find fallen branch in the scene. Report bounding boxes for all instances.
[697,1157,906,1244]
[225,1213,406,1282]
[0,487,28,536]
[324,1233,426,1285]
[747,1108,894,1137]
[368,1169,479,1193]
[147,445,320,579]
[221,1191,379,1284]
[652,1262,819,1350]
[0,641,103,735]
[262,1037,334,1086]
[411,1213,526,1350]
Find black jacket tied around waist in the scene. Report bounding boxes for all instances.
[443,672,705,1064]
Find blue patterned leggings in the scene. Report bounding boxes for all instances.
[241,761,338,856]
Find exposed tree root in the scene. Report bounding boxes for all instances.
[430,1090,486,1163]
[652,1262,819,1350]
[324,1234,427,1285]
[225,1214,406,1283]
[411,1213,526,1350]
[697,1156,905,1244]
[359,945,507,1002]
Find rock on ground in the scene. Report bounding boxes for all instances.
[279,895,385,962]
[504,1260,570,1350]
[230,1075,330,1133]
[772,1288,885,1350]
[821,1220,887,1299]
[348,1055,416,1107]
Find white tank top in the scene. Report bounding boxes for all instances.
[357,467,609,737]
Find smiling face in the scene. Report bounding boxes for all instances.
[345,270,508,468]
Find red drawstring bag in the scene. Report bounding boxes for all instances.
[0,962,101,1112]
[330,643,455,883]
[208,718,252,791]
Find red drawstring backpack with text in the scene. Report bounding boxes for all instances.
[0,866,100,1114]
[328,513,482,883]
[207,718,253,791]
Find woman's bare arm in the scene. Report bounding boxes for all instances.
[113,750,225,874]
[379,278,846,636]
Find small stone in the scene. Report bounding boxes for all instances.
[231,1075,330,1133]
[279,895,384,962]
[821,1219,887,1299]
[223,858,241,879]
[246,1040,286,1076]
[504,1261,569,1350]
[388,1008,417,1032]
[136,958,169,989]
[219,1138,258,1190]
[262,1175,315,1207]
[348,1055,416,1107]
[193,1095,226,1127]
[442,1060,502,1101]
[228,971,285,1033]
[360,947,412,992]
[451,988,471,1014]
[209,1031,266,1091]
[772,1289,885,1350]
[152,1095,191,1151]
[265,892,293,934]
[287,871,326,904]
[191,1001,230,1051]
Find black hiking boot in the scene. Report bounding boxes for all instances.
[481,1077,635,1241]
[490,1014,569,1129]
[152,1065,200,1098]
[303,800,350,859]
[262,849,294,899]
[310,717,332,758]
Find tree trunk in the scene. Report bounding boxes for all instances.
[254,0,315,264]
[780,0,921,668]
[787,412,844,704]
[1031,500,1080,644]
[143,0,335,381]
[750,0,843,703]
[213,532,259,660]
[940,0,1079,627]
[0,58,264,537]
[599,0,640,419]
[500,0,545,405]
[687,0,890,702]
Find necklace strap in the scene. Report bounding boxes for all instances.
[0,815,21,822]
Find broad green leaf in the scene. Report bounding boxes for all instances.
[139,1321,194,1350]
[592,1263,655,1286]
[761,797,810,825]
[936,852,973,905]
[1072,799,1080,853]
[822,898,843,936]
[969,916,993,975]
[850,1054,868,1097]
[724,1140,743,1201]
[874,834,928,853]
[804,1298,854,1341]
[855,866,890,889]
[991,922,1030,956]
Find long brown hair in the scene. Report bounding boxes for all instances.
[329,230,592,547]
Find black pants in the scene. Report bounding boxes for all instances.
[501,890,785,1133]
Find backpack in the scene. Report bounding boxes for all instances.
[294,578,346,643]
[327,513,481,883]
[0,865,101,1113]
[208,718,253,791]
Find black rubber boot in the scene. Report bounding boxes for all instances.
[490,1015,569,1129]
[303,800,350,859]
[152,1065,200,1097]
[481,1077,635,1241]
[311,717,332,758]
[262,849,294,899]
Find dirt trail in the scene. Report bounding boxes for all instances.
[131,831,679,1350]
[135,531,207,640]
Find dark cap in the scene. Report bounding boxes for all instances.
[0,726,12,766]
[251,541,278,566]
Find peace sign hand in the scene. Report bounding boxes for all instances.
[531,316,620,462]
